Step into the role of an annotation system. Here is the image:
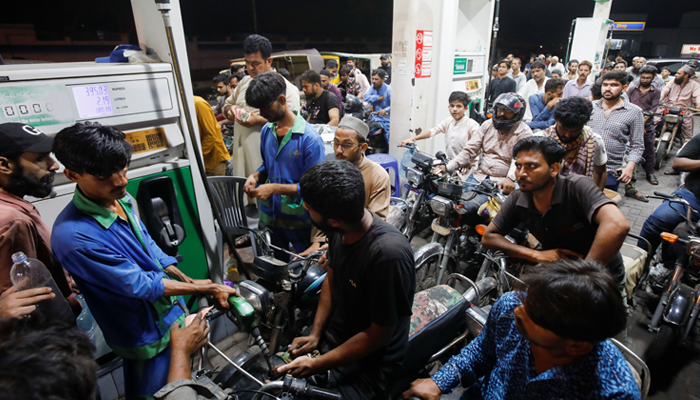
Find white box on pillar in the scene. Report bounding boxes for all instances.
[389,0,494,160]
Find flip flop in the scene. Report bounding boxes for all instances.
[664,170,679,176]
[625,190,649,203]
[646,174,659,185]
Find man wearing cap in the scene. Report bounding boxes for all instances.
[656,65,700,143]
[300,116,391,256]
[379,54,392,85]
[0,123,79,320]
[319,69,344,118]
[688,60,700,85]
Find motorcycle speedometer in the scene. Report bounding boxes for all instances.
[687,238,700,260]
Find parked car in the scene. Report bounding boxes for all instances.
[646,58,700,76]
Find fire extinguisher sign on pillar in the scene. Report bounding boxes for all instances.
[415,30,433,78]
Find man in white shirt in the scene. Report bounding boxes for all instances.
[548,55,565,75]
[507,57,527,92]
[518,60,549,122]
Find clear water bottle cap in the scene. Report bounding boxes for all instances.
[11,252,27,263]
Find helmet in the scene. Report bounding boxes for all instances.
[492,93,526,132]
[687,60,699,70]
[344,94,363,113]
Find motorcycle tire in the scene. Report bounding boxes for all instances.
[414,254,455,292]
[655,141,668,170]
[644,324,676,363]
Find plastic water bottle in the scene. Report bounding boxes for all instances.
[400,146,415,179]
[10,252,74,324]
[76,295,96,342]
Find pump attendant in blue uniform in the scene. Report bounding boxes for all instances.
[244,71,325,259]
[51,122,238,400]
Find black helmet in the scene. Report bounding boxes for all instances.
[344,94,363,113]
[492,93,526,132]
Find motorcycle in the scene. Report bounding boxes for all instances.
[643,191,700,362]
[651,104,700,170]
[412,168,506,295]
[212,272,491,400]
[343,94,388,154]
[395,143,442,240]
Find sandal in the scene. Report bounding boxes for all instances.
[625,190,649,203]
[664,169,679,176]
[646,174,659,185]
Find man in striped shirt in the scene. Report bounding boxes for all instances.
[587,71,646,201]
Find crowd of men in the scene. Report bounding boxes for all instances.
[1,32,700,400]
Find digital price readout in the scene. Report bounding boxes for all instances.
[71,85,114,119]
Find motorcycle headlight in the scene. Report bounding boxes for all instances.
[406,167,424,186]
[430,196,454,217]
[238,281,270,314]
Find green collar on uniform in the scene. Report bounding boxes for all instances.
[72,188,133,230]
[271,113,307,157]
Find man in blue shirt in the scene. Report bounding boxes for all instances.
[244,72,325,259]
[363,69,391,140]
[403,259,640,400]
[51,122,237,400]
[526,78,564,132]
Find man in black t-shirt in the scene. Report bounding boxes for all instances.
[482,136,630,285]
[276,160,415,400]
[301,70,340,126]
[639,135,700,255]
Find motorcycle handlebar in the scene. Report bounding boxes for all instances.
[282,375,342,400]
[653,191,675,199]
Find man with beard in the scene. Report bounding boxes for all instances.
[627,57,646,80]
[301,116,391,257]
[526,78,564,132]
[363,69,392,140]
[244,72,325,260]
[627,66,662,186]
[277,160,415,400]
[302,70,341,126]
[562,59,579,81]
[587,71,646,201]
[379,54,392,85]
[518,60,549,121]
[0,123,79,320]
[540,97,607,190]
[319,69,344,118]
[345,57,370,99]
[481,136,629,289]
[656,65,700,144]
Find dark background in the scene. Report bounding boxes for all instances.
[1,0,699,59]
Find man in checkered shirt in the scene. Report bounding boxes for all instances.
[587,70,646,201]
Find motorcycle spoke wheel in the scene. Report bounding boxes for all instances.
[415,256,454,292]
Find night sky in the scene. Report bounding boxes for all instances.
[2,0,699,59]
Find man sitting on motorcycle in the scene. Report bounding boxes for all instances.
[363,69,391,141]
[403,259,641,400]
[638,132,700,256]
[433,92,532,219]
[276,160,415,400]
[481,136,629,291]
[656,65,700,144]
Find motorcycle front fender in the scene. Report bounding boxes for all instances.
[663,284,695,326]
[414,242,444,268]
[661,130,673,142]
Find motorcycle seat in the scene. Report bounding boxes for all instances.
[399,285,470,379]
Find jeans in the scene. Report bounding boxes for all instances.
[462,175,492,225]
[637,188,700,255]
[605,172,621,192]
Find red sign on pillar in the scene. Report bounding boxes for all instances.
[415,30,433,78]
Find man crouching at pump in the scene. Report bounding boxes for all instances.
[276,160,415,400]
[403,259,641,400]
